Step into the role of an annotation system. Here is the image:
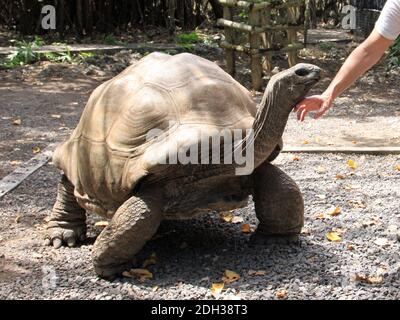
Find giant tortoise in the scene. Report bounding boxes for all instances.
[45,52,321,278]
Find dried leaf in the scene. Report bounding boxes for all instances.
[142,252,157,268]
[248,270,267,276]
[231,216,244,224]
[94,221,109,228]
[315,213,325,220]
[292,156,300,161]
[326,232,342,242]
[301,140,309,145]
[211,283,224,298]
[348,199,366,208]
[347,244,355,251]
[219,211,233,222]
[335,174,346,180]
[327,206,341,217]
[347,159,357,170]
[124,268,153,282]
[222,270,240,284]
[15,215,21,223]
[32,146,41,154]
[395,164,400,171]
[241,223,251,234]
[275,289,287,299]
[10,160,21,166]
[12,118,21,126]
[355,273,383,284]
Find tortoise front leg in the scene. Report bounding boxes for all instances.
[92,192,162,279]
[252,162,304,243]
[45,175,87,248]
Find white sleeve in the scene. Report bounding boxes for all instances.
[375,0,400,40]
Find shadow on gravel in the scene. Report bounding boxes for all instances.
[109,215,341,291]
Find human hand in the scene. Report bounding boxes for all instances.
[294,94,333,121]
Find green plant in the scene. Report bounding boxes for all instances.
[176,32,200,44]
[3,37,42,68]
[386,37,400,69]
[104,34,124,45]
[319,42,336,51]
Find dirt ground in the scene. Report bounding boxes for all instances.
[0,30,399,300]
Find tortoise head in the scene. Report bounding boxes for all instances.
[267,63,321,108]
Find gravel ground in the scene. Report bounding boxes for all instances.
[0,152,399,300]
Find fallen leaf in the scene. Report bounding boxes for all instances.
[152,286,159,292]
[352,140,357,144]
[231,216,244,224]
[32,146,41,154]
[220,211,233,222]
[301,227,311,235]
[347,244,355,251]
[248,270,267,276]
[142,252,157,268]
[222,270,240,284]
[347,159,357,170]
[355,273,383,284]
[241,224,251,234]
[327,206,341,216]
[335,174,346,180]
[94,221,109,228]
[348,199,366,208]
[10,160,21,166]
[123,268,153,282]
[374,238,389,247]
[344,184,361,191]
[15,215,21,223]
[12,118,21,125]
[326,232,341,242]
[301,140,309,145]
[315,213,325,220]
[395,164,400,171]
[275,289,287,299]
[292,156,300,161]
[211,283,224,298]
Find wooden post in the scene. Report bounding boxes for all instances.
[287,6,298,67]
[223,6,235,77]
[249,9,262,90]
[260,9,273,72]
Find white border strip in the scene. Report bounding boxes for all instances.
[0,143,56,199]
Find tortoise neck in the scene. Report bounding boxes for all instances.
[251,84,291,169]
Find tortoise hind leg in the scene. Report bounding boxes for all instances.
[252,162,304,243]
[45,174,87,248]
[92,192,162,279]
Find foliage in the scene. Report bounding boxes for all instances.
[3,36,43,68]
[1,36,96,68]
[104,34,124,46]
[176,32,200,44]
[386,37,400,69]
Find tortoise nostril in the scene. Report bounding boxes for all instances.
[295,68,309,77]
